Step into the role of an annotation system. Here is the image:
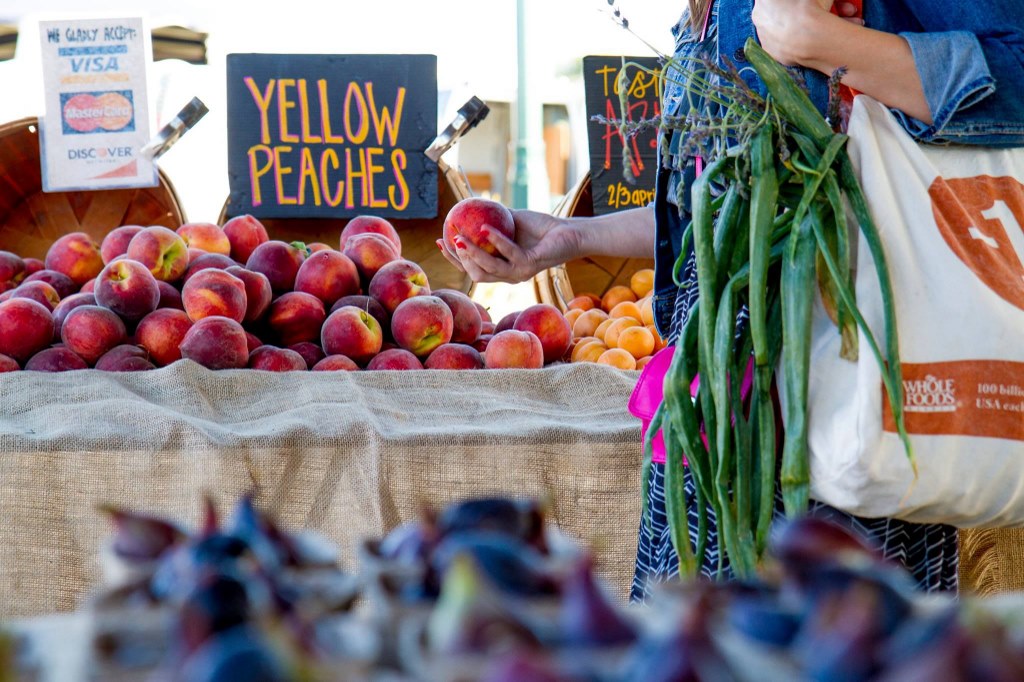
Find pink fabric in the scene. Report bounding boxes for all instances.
[628,347,755,464]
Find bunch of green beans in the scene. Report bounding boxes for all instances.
[644,38,913,578]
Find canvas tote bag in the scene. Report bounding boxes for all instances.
[803,96,1024,528]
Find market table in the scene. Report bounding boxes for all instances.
[0,361,644,619]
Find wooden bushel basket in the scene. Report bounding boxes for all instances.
[0,118,186,259]
[218,159,475,295]
[534,172,655,311]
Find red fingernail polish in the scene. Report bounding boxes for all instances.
[479,227,490,239]
[454,237,466,249]
[436,241,444,251]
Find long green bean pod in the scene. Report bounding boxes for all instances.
[749,124,778,370]
[780,211,818,516]
[823,173,857,360]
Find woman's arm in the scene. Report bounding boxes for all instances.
[752,1,932,123]
[439,206,655,284]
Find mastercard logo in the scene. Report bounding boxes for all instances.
[62,92,134,133]
[930,175,1024,311]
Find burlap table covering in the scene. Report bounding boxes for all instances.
[0,361,644,618]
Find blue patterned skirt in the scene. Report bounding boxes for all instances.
[630,463,960,602]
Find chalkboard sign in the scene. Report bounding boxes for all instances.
[226,54,438,219]
[582,56,661,215]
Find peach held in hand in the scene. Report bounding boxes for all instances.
[484,329,544,369]
[135,309,193,366]
[443,197,515,256]
[390,296,454,358]
[126,226,189,283]
[60,305,128,365]
[179,316,248,370]
[321,306,383,366]
[95,259,161,321]
[45,232,105,286]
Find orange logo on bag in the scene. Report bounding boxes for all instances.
[929,175,1024,311]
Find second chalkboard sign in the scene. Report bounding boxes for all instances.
[226,53,438,220]
[582,55,662,216]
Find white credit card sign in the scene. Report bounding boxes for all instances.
[38,18,156,191]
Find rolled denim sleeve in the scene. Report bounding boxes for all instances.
[893,29,1024,147]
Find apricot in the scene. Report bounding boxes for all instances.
[597,348,637,370]
[600,285,637,313]
[604,317,642,348]
[571,309,608,338]
[630,268,655,298]
[616,325,656,360]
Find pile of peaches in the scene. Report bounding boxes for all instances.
[0,199,578,373]
[563,269,667,371]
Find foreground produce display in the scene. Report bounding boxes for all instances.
[7,494,1024,681]
[0,199,582,374]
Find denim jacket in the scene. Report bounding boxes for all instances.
[652,0,1024,339]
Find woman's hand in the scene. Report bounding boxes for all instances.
[436,210,582,284]
[752,1,863,66]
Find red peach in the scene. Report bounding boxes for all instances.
[177,222,231,256]
[495,311,520,333]
[95,344,154,372]
[294,251,360,307]
[187,248,205,263]
[320,306,383,366]
[311,354,360,371]
[157,280,184,310]
[342,233,399,286]
[182,269,248,323]
[23,270,76,298]
[179,316,248,370]
[52,292,96,341]
[433,289,483,344]
[368,259,430,314]
[100,225,144,264]
[480,321,496,335]
[222,215,270,264]
[391,296,453,358]
[45,232,104,286]
[80,279,96,293]
[484,329,544,369]
[474,302,493,324]
[135,309,192,366]
[95,259,161,321]
[331,295,389,337]
[183,253,238,282]
[25,347,88,372]
[366,348,423,370]
[245,240,307,293]
[245,332,263,354]
[0,299,55,363]
[0,353,19,371]
[126,226,189,282]
[471,334,493,353]
[248,345,308,372]
[340,216,402,254]
[442,198,515,256]
[307,242,334,253]
[513,303,572,364]
[60,305,128,365]
[266,291,326,346]
[288,342,325,369]
[0,251,25,283]
[23,258,44,278]
[425,343,484,370]
[225,266,272,323]
[12,281,60,312]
